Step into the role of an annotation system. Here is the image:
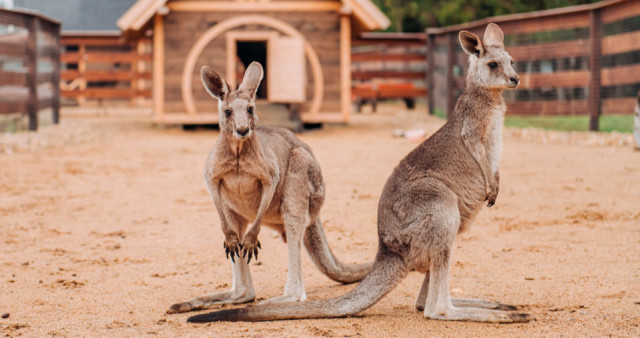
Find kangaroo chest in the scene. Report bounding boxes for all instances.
[485,105,505,175]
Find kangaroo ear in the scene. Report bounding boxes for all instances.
[201,66,230,101]
[238,62,264,99]
[459,30,484,57]
[483,23,505,49]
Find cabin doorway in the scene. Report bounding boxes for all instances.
[235,41,267,99]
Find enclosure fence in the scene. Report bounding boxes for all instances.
[426,0,640,130]
[60,35,152,107]
[0,8,60,131]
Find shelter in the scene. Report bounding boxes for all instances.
[118,0,389,125]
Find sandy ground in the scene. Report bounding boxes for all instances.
[1,105,639,336]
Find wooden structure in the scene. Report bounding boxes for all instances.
[60,33,152,106]
[14,0,152,107]
[352,32,427,112]
[426,0,640,131]
[0,8,61,131]
[118,0,390,125]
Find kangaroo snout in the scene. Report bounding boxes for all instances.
[508,74,520,88]
[236,127,250,138]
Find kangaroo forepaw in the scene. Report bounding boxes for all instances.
[223,237,241,263]
[240,238,261,264]
[167,302,194,314]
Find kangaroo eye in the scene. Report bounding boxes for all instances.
[224,109,232,117]
[488,62,498,69]
[247,106,254,115]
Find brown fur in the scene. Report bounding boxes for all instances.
[187,24,531,324]
[167,62,371,314]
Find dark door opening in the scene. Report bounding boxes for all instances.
[236,41,267,99]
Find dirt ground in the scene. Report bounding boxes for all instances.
[1,106,639,336]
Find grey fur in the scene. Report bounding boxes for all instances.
[187,24,531,324]
[167,62,372,314]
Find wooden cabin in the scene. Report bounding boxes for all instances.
[117,0,389,125]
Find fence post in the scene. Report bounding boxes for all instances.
[26,16,39,131]
[52,22,61,124]
[588,8,602,131]
[446,32,456,118]
[427,33,435,115]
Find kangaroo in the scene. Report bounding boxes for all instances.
[186,24,531,323]
[167,62,372,314]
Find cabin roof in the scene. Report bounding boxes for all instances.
[14,0,137,33]
[117,0,390,33]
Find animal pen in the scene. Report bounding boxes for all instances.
[117,0,390,125]
[0,8,60,131]
[426,0,640,131]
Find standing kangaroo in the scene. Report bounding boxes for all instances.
[187,24,531,323]
[167,62,371,314]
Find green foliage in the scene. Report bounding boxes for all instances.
[372,0,602,32]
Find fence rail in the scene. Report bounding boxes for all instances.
[60,34,152,106]
[351,32,427,112]
[0,8,60,131]
[426,0,640,130]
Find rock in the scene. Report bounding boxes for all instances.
[1,312,9,319]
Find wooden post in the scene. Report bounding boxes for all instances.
[77,43,87,106]
[427,33,435,115]
[26,17,39,131]
[51,22,61,124]
[153,14,165,121]
[340,13,352,123]
[588,8,601,131]
[445,32,456,118]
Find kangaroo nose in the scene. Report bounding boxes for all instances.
[510,76,520,85]
[236,127,249,136]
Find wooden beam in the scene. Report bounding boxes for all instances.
[340,14,351,123]
[518,71,591,89]
[446,32,456,118]
[351,53,426,62]
[588,8,601,131]
[153,14,165,121]
[427,33,435,115]
[352,70,427,80]
[167,1,342,12]
[27,17,39,131]
[601,30,640,55]
[61,52,152,63]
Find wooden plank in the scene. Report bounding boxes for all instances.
[602,97,637,114]
[427,34,435,115]
[352,70,426,80]
[589,9,602,131]
[0,71,27,86]
[351,53,426,62]
[601,30,640,55]
[153,14,165,120]
[61,52,152,63]
[0,42,28,58]
[601,0,640,23]
[27,16,38,131]
[61,36,123,46]
[601,64,640,86]
[0,101,27,115]
[378,88,427,98]
[507,100,589,116]
[61,70,153,81]
[508,40,590,61]
[518,71,590,89]
[340,14,351,123]
[167,1,342,12]
[61,88,152,99]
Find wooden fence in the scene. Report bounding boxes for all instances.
[426,0,640,130]
[60,34,152,106]
[0,8,60,131]
[351,32,427,111]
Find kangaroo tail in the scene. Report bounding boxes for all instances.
[188,247,407,322]
[303,218,373,284]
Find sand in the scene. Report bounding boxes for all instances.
[1,106,639,336]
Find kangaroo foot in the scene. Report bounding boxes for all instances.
[260,292,307,305]
[167,290,255,314]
